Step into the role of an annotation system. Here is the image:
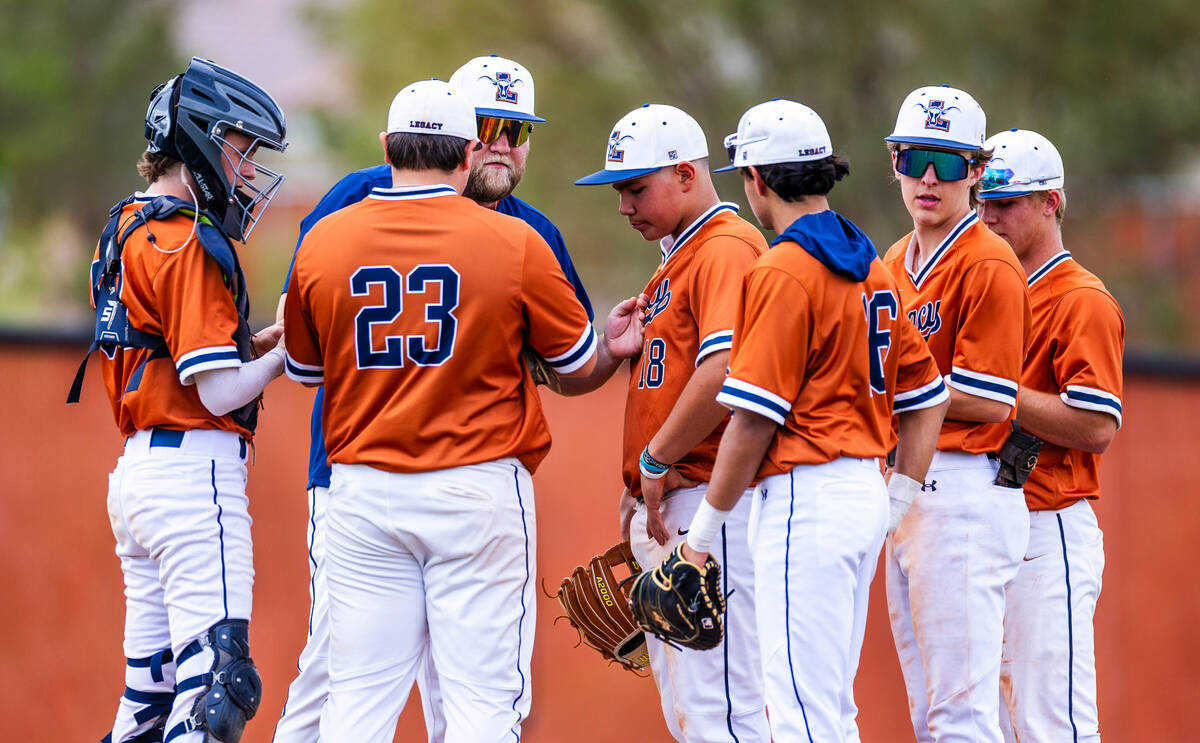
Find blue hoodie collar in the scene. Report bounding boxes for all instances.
[770,210,876,281]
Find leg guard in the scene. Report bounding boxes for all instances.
[104,648,176,743]
[167,619,262,743]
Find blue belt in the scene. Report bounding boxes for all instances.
[149,428,186,448]
[149,428,248,459]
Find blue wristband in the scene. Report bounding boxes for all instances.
[639,446,670,480]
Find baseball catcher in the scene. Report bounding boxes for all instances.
[626,544,725,651]
[546,541,650,671]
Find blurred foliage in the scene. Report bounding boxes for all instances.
[0,0,1197,352]
[0,0,178,323]
[0,0,178,225]
[311,0,1200,350]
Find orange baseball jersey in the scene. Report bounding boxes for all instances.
[94,195,251,438]
[717,239,948,479]
[882,211,1032,454]
[1020,251,1124,510]
[621,203,766,496]
[284,184,596,475]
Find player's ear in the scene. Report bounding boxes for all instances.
[675,161,696,191]
[379,132,392,166]
[459,139,478,172]
[748,166,769,198]
[1043,189,1062,217]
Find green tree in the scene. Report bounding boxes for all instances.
[0,0,178,323]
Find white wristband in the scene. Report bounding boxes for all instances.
[888,473,923,503]
[685,498,730,555]
[886,472,923,535]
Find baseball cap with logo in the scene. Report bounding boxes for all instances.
[714,98,832,173]
[449,54,545,123]
[386,79,477,141]
[978,128,1065,199]
[574,104,709,186]
[885,84,986,152]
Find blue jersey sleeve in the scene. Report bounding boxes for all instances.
[497,195,594,321]
[283,164,390,489]
[280,165,391,293]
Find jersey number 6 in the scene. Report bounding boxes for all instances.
[351,264,460,369]
[863,290,898,396]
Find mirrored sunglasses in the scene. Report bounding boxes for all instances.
[723,131,768,166]
[477,116,533,147]
[979,167,1058,193]
[895,148,972,182]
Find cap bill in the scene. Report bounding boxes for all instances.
[573,166,661,186]
[474,106,545,123]
[884,134,980,151]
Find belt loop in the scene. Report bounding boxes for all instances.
[239,438,248,460]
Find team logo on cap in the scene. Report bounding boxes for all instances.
[917,100,959,132]
[608,131,634,162]
[480,71,521,104]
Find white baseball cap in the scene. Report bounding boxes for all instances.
[978,128,1065,200]
[885,85,986,152]
[574,104,709,186]
[449,54,545,123]
[714,98,832,173]
[386,79,477,140]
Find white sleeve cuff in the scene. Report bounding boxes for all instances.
[894,376,950,412]
[177,345,242,385]
[715,377,789,425]
[543,324,597,374]
[284,352,324,384]
[695,330,734,367]
[946,366,1018,407]
[1061,385,1122,428]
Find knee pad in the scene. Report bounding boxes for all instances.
[169,619,261,743]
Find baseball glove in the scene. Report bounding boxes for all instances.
[626,543,725,651]
[544,541,650,672]
[523,345,565,394]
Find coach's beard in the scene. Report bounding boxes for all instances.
[465,156,525,204]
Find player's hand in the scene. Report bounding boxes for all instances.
[640,467,698,546]
[642,487,670,546]
[619,487,637,542]
[604,293,649,359]
[253,322,284,357]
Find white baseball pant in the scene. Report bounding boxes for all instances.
[1000,498,1104,743]
[886,450,1030,743]
[271,487,446,743]
[319,458,536,743]
[630,485,769,743]
[106,428,253,743]
[751,457,888,743]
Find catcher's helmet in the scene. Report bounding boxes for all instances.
[144,57,287,241]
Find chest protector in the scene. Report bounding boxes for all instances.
[67,194,260,434]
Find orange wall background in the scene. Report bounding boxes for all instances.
[2,347,1197,742]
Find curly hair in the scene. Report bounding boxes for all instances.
[136,150,181,184]
[746,155,850,201]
